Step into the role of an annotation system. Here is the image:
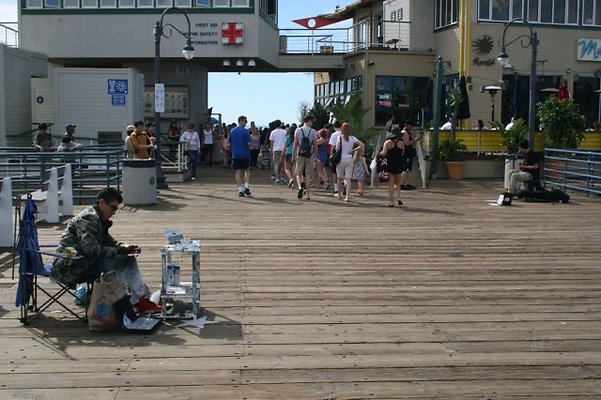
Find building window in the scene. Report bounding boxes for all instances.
[583,0,601,25]
[100,0,116,7]
[63,0,79,7]
[118,0,134,6]
[375,75,428,126]
[137,0,153,6]
[478,0,524,21]
[232,0,249,6]
[26,0,43,8]
[435,0,458,29]
[82,0,98,7]
[529,0,579,24]
[195,0,209,6]
[213,0,229,6]
[156,0,172,6]
[174,0,190,6]
[45,0,60,8]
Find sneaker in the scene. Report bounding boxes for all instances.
[288,179,294,188]
[191,177,196,181]
[135,297,161,313]
[297,188,304,199]
[400,185,408,190]
[244,188,252,196]
[405,184,416,190]
[238,191,246,198]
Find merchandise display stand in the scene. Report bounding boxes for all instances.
[160,240,201,319]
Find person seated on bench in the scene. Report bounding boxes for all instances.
[50,187,161,312]
[508,139,540,195]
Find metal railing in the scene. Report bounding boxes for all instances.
[544,149,601,197]
[279,19,410,55]
[0,22,18,47]
[0,148,123,204]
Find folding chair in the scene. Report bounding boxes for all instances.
[14,195,89,325]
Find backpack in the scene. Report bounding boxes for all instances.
[298,128,312,157]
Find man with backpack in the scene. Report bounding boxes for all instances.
[293,114,318,200]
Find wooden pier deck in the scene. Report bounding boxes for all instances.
[1,166,601,399]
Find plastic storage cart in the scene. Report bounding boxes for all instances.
[160,240,201,319]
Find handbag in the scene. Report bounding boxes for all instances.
[328,137,342,168]
[87,271,127,331]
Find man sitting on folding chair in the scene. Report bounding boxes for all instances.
[51,187,160,313]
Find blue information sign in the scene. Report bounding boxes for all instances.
[111,94,126,106]
[108,79,128,94]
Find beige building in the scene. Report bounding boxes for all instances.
[313,0,601,130]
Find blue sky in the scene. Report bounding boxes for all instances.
[210,1,348,126]
[0,0,349,126]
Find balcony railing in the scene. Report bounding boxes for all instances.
[0,22,18,47]
[279,19,410,55]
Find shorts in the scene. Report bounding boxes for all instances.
[285,153,292,163]
[232,158,250,170]
[273,151,283,166]
[336,158,354,179]
[295,156,316,178]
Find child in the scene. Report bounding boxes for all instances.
[352,148,370,196]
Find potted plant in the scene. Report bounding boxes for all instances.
[537,97,586,149]
[439,138,468,180]
[491,119,529,188]
[537,97,586,179]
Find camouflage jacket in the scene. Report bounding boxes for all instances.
[51,205,119,285]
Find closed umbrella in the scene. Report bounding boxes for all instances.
[424,78,434,121]
[456,75,471,120]
[15,196,47,308]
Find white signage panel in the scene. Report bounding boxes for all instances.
[155,83,165,113]
[577,38,601,61]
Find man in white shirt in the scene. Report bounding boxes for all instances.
[328,120,344,194]
[179,123,201,181]
[269,119,287,184]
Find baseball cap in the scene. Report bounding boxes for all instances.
[65,123,76,130]
[38,123,48,130]
[126,124,135,132]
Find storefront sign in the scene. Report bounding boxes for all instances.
[577,38,601,61]
[190,22,220,46]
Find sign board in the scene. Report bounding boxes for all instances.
[155,83,165,113]
[108,79,128,94]
[111,94,126,106]
[577,38,601,61]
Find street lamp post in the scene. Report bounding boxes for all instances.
[154,7,195,189]
[497,18,538,149]
[484,85,502,123]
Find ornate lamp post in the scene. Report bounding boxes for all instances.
[154,7,195,189]
[497,18,538,149]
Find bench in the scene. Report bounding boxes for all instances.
[20,164,73,223]
[0,177,14,247]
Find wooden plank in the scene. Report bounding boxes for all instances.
[2,169,601,398]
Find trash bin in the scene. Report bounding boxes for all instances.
[122,159,157,205]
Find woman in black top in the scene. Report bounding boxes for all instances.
[380,126,406,207]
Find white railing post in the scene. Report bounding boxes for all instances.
[38,167,59,223]
[59,163,73,217]
[0,177,13,247]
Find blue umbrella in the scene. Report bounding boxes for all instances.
[15,196,48,308]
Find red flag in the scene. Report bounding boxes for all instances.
[293,17,340,30]
[558,78,570,100]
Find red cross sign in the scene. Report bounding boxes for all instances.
[222,22,244,45]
